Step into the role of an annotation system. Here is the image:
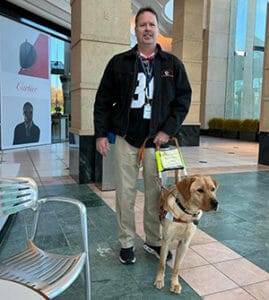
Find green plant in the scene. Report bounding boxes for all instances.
[208,118,259,134]
[223,119,242,131]
[51,105,63,114]
[208,118,224,130]
[240,119,259,132]
[55,106,62,112]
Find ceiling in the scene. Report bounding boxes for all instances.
[6,0,173,37]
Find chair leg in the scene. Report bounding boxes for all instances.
[84,256,91,300]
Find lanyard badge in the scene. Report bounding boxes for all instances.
[139,55,154,119]
[143,103,151,119]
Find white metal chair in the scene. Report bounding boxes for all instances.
[0,177,91,299]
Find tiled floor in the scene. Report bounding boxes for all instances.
[1,136,269,299]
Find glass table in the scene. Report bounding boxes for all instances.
[0,278,48,299]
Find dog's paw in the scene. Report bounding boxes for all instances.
[170,282,182,294]
[154,278,164,289]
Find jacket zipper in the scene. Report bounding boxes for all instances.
[148,55,159,140]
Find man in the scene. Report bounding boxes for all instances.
[94,7,192,264]
[13,101,40,145]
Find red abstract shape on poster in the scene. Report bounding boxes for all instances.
[19,33,49,79]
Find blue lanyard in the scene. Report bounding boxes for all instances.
[139,56,154,99]
[139,56,154,86]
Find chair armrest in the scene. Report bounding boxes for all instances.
[31,197,89,255]
[38,196,86,214]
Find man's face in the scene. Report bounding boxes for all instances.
[135,11,159,48]
[23,106,33,123]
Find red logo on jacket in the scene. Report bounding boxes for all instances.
[161,70,174,78]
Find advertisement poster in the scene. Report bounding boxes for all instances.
[0,16,51,149]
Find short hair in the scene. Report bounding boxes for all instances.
[23,102,33,110]
[135,6,159,26]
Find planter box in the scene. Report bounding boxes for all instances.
[222,130,239,139]
[239,131,259,142]
[206,129,223,137]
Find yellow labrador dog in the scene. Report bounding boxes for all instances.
[154,175,219,294]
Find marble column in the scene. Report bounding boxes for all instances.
[70,0,131,183]
[172,0,204,146]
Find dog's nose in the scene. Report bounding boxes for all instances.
[210,198,219,210]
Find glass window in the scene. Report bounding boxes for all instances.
[164,0,173,22]
[254,0,267,47]
[235,0,248,51]
[252,0,267,118]
[50,37,65,114]
[226,0,267,120]
[252,49,264,118]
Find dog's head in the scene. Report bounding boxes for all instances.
[176,175,219,212]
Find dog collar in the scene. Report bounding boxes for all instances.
[175,197,200,218]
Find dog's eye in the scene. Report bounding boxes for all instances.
[211,187,215,192]
[197,188,204,193]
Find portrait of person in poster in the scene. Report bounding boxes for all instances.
[13,101,40,145]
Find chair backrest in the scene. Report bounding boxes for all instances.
[0,177,38,217]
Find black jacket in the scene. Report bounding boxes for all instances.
[94,44,192,143]
[13,122,40,145]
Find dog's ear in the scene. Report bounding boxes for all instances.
[212,178,219,190]
[176,176,196,200]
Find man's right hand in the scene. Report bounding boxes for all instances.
[96,137,110,156]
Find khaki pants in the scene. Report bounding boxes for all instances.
[114,135,162,249]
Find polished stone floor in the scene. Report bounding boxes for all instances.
[1,136,269,299]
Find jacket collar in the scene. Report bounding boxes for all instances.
[124,44,168,60]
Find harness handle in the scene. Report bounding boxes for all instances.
[155,136,179,151]
[137,136,180,167]
[138,136,188,188]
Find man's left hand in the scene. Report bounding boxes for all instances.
[153,131,169,147]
